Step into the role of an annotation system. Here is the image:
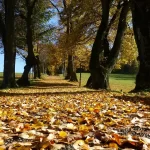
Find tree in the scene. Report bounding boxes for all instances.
[131,0,150,91]
[86,0,130,89]
[17,0,52,86]
[0,0,16,88]
[16,0,38,86]
[59,0,78,81]
[114,25,138,72]
[39,43,62,75]
[50,0,101,81]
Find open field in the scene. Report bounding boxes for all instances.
[0,73,22,85]
[0,73,136,92]
[75,73,136,92]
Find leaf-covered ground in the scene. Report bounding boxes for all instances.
[0,76,149,150]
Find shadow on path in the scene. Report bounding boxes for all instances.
[114,95,150,106]
[0,76,149,107]
[0,76,96,96]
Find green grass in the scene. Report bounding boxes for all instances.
[0,73,22,85]
[0,72,136,92]
[76,73,136,92]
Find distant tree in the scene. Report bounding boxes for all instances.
[131,0,150,91]
[39,43,62,75]
[50,0,101,81]
[114,22,138,70]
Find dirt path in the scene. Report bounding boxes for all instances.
[0,76,149,106]
[0,75,95,96]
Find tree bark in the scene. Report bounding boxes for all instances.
[17,0,37,86]
[34,65,37,79]
[86,0,111,89]
[33,56,41,79]
[65,55,78,81]
[63,0,78,82]
[86,0,129,89]
[1,0,16,88]
[131,0,150,91]
[89,0,111,71]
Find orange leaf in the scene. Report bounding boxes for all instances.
[112,133,121,145]
[109,142,118,150]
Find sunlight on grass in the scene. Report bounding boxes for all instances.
[76,73,136,92]
[0,72,136,92]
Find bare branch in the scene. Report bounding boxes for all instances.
[62,0,67,10]
[49,0,62,19]
[38,27,55,38]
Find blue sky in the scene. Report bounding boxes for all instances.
[0,54,25,73]
[0,13,59,73]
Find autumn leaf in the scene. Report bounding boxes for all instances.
[109,142,118,149]
[58,131,68,139]
[0,76,149,149]
[0,138,4,146]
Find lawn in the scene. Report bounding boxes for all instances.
[0,73,135,92]
[0,73,22,85]
[76,73,136,92]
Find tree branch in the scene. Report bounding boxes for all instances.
[16,50,26,59]
[103,0,123,58]
[62,0,67,10]
[37,27,55,38]
[49,0,62,19]
[106,0,130,69]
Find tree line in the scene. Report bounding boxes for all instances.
[0,0,149,92]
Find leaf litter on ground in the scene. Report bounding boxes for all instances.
[0,76,149,150]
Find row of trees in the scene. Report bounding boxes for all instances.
[51,0,150,92]
[0,0,149,92]
[0,0,53,87]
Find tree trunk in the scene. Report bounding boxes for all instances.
[86,0,129,89]
[34,56,41,79]
[63,1,78,82]
[37,63,41,78]
[17,56,35,86]
[89,0,111,70]
[88,67,110,89]
[131,0,150,91]
[34,65,37,79]
[1,0,16,88]
[65,55,78,81]
[86,0,111,89]
[17,0,37,86]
